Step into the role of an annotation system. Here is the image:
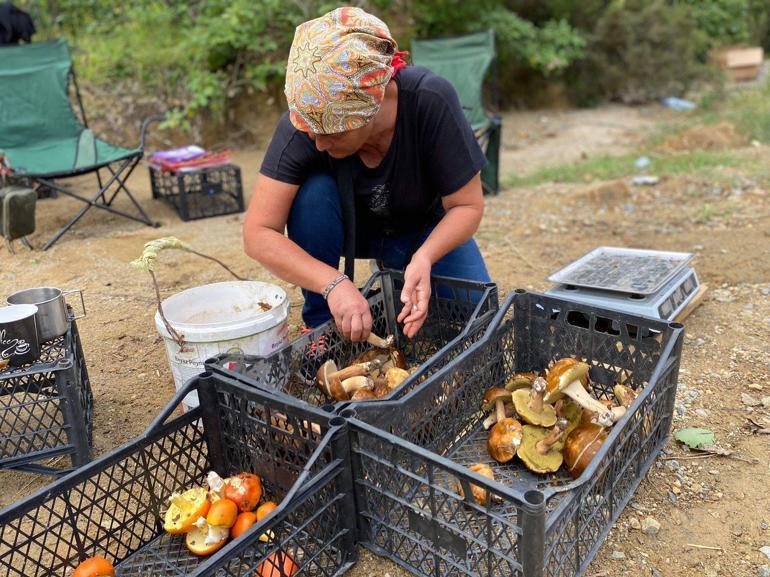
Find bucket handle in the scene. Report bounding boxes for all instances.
[131,237,247,348]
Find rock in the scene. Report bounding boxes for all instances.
[695,409,710,418]
[763,397,770,409]
[749,383,764,391]
[667,491,678,503]
[761,546,770,561]
[742,393,761,407]
[611,551,626,560]
[762,288,770,296]
[629,517,641,530]
[758,565,770,577]
[642,517,661,535]
[675,404,687,415]
[665,460,680,471]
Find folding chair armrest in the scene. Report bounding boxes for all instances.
[139,115,167,150]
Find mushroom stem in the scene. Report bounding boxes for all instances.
[495,399,506,423]
[340,376,374,395]
[366,333,394,349]
[562,381,614,422]
[592,405,626,426]
[529,377,546,413]
[330,360,381,381]
[483,404,515,429]
[536,418,568,455]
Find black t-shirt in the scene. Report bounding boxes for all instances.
[260,66,486,236]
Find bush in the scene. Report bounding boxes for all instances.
[574,0,708,104]
[679,0,751,50]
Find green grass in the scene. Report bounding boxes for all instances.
[505,150,748,188]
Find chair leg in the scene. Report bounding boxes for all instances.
[21,237,33,250]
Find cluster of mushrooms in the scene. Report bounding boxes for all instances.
[459,358,639,505]
[315,333,415,401]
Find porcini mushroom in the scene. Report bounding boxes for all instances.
[329,360,382,381]
[366,333,395,349]
[316,360,373,400]
[350,388,377,401]
[385,367,410,391]
[505,372,538,392]
[487,416,524,463]
[613,384,638,408]
[517,418,569,474]
[563,423,608,479]
[512,377,557,427]
[456,463,495,505]
[543,358,616,427]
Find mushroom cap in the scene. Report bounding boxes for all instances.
[390,349,407,370]
[544,358,590,403]
[457,463,495,505]
[487,417,524,463]
[511,388,557,427]
[316,360,339,395]
[563,424,607,479]
[385,367,410,391]
[372,378,390,399]
[614,384,638,408]
[482,387,511,411]
[517,425,564,474]
[505,372,538,392]
[328,376,349,401]
[351,349,389,366]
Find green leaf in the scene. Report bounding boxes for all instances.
[674,428,716,449]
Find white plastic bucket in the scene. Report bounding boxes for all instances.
[155,281,289,409]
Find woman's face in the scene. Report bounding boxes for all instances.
[307,121,374,158]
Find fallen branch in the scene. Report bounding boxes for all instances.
[686,543,724,552]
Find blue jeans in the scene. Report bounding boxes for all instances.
[287,173,491,327]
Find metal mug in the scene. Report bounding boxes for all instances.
[6,287,86,342]
[0,304,40,367]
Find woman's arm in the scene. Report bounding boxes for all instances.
[243,174,373,340]
[397,172,484,337]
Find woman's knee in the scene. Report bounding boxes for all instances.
[291,173,340,216]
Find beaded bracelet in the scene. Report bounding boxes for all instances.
[322,273,349,300]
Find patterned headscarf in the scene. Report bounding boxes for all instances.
[285,7,402,135]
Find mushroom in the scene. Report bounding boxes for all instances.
[372,377,390,399]
[554,399,583,447]
[613,384,638,408]
[517,418,569,474]
[481,387,513,429]
[385,367,410,391]
[563,423,608,479]
[351,333,406,375]
[482,403,516,430]
[487,416,524,463]
[543,358,616,427]
[512,377,557,427]
[316,360,374,400]
[505,372,538,392]
[456,463,495,505]
[578,398,625,427]
[350,388,377,401]
[366,332,395,349]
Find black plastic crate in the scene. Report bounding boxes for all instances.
[206,270,498,411]
[149,164,244,221]
[346,290,684,577]
[0,319,93,476]
[0,372,358,577]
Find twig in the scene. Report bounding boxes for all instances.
[150,269,185,347]
[187,248,246,281]
[686,543,724,552]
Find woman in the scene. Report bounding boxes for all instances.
[243,6,490,342]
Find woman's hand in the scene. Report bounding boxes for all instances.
[397,253,432,338]
[326,279,373,342]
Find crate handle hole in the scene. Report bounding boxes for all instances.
[524,490,544,506]
[329,417,345,427]
[566,311,590,329]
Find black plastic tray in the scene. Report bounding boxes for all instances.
[0,372,358,577]
[347,290,684,577]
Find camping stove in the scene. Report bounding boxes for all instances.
[546,247,701,321]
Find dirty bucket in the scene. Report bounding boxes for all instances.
[154,281,289,409]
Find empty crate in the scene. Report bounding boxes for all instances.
[347,290,684,577]
[149,164,244,221]
[0,372,357,577]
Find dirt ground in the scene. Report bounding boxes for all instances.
[2,103,769,577]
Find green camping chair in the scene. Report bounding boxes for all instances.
[0,39,160,250]
[411,29,502,195]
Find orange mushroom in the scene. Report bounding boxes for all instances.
[72,557,115,577]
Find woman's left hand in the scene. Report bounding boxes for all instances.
[397,253,432,338]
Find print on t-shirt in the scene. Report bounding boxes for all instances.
[368,183,391,218]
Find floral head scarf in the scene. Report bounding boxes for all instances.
[285,7,403,135]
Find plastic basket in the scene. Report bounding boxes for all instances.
[0,372,358,577]
[206,270,498,411]
[346,290,684,577]
[149,164,244,221]
[0,319,93,476]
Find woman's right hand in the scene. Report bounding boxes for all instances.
[326,279,372,342]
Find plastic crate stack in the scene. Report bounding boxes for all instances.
[345,290,684,577]
[0,318,92,476]
[0,372,358,577]
[149,164,244,221]
[206,270,499,412]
